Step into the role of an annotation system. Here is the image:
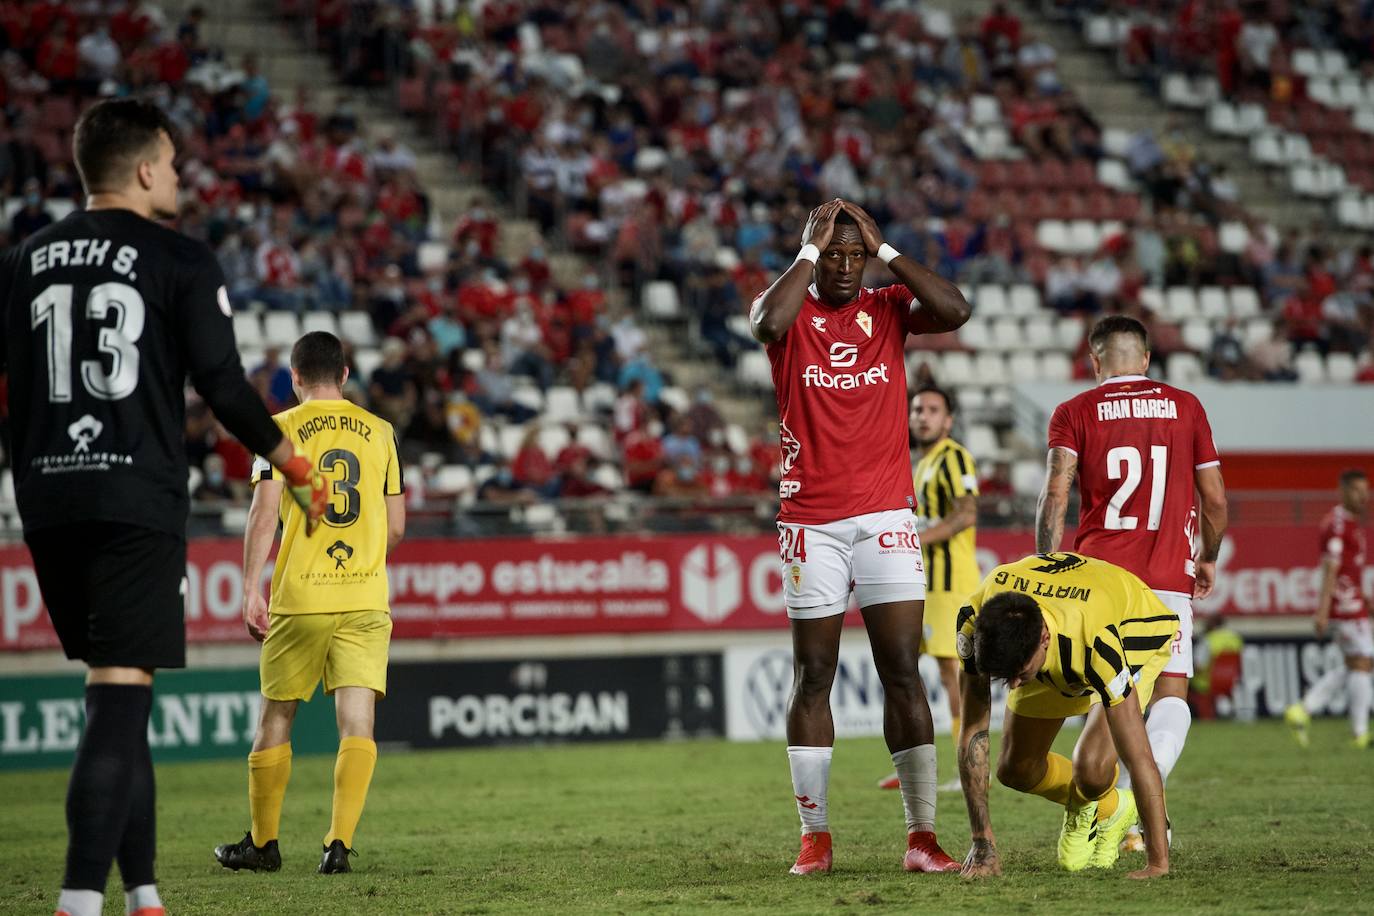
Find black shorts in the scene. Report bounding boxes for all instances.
[25,522,188,669]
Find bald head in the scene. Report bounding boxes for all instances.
[1088,315,1150,381]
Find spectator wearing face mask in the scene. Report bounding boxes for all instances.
[10,179,54,242]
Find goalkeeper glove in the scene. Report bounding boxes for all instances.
[279,453,327,536]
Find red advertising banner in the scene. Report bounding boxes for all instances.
[1,527,1367,651]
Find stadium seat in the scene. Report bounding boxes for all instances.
[1164,287,1199,321]
[338,311,378,347]
[1084,16,1115,47]
[1292,49,1321,78]
[582,382,617,414]
[520,503,562,531]
[1101,128,1133,159]
[239,347,263,373]
[970,94,1001,126]
[643,280,682,319]
[417,241,448,273]
[1207,102,1240,136]
[220,507,249,534]
[537,424,571,458]
[511,385,545,414]
[659,385,690,414]
[576,423,613,460]
[975,284,1010,317]
[353,347,383,381]
[1327,352,1357,383]
[724,423,750,455]
[1198,287,1229,320]
[263,313,301,348]
[1250,133,1284,165]
[1320,49,1348,77]
[1035,220,1071,253]
[497,424,526,459]
[1294,350,1326,383]
[1096,158,1134,192]
[940,351,976,386]
[232,312,263,348]
[1290,164,1320,197]
[1024,316,1054,351]
[1336,77,1364,108]
[1165,353,1204,384]
[1067,220,1099,254]
[990,318,1021,351]
[1242,319,1273,349]
[907,350,942,381]
[973,352,1008,386]
[964,424,1001,462]
[1219,222,1249,253]
[1040,352,1073,381]
[1234,103,1269,135]
[955,386,987,413]
[1229,287,1262,319]
[1011,459,1043,496]
[1181,319,1214,353]
[1354,107,1374,135]
[1007,351,1040,382]
[1008,284,1041,316]
[1054,316,1085,351]
[460,348,485,372]
[1307,78,1336,108]
[737,350,773,389]
[1139,287,1165,314]
[302,312,338,336]
[591,464,624,491]
[433,464,474,495]
[544,386,582,423]
[1282,133,1313,163]
[1337,193,1370,227]
[958,318,991,350]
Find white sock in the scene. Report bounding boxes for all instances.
[787,745,833,835]
[891,744,937,833]
[55,889,102,916]
[125,884,162,914]
[1117,696,1192,791]
[1347,669,1372,739]
[1302,666,1347,714]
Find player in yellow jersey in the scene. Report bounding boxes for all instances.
[953,553,1175,881]
[880,384,980,792]
[215,331,406,875]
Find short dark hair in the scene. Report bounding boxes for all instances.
[73,98,179,193]
[915,383,957,415]
[1340,468,1369,488]
[1088,315,1149,353]
[291,331,347,387]
[834,208,858,226]
[973,591,1045,679]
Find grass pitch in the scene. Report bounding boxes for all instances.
[1,719,1369,914]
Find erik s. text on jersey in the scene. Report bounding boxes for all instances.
[28,238,139,277]
[297,413,373,444]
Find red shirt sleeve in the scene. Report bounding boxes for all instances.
[1191,396,1220,468]
[1323,515,1345,560]
[1047,399,1081,456]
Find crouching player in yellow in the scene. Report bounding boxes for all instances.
[215,331,406,874]
[955,553,1174,880]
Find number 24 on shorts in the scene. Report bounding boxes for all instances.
[779,527,808,563]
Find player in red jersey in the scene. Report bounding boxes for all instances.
[1036,315,1228,855]
[751,199,971,876]
[1285,469,1373,748]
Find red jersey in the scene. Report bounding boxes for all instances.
[1047,375,1220,594]
[1320,506,1369,620]
[763,283,915,524]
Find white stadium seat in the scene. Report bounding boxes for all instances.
[1024,316,1054,351]
[1181,319,1214,353]
[1207,102,1239,136]
[1008,284,1042,316]
[1234,103,1269,135]
[339,310,378,347]
[973,352,1008,386]
[1164,287,1199,321]
[1036,220,1071,254]
[497,424,527,459]
[1097,158,1134,191]
[1054,316,1085,351]
[1067,220,1100,255]
[1139,287,1165,314]
[975,284,1010,317]
[1292,49,1321,78]
[1250,133,1283,165]
[1198,287,1229,320]
[990,318,1021,351]
[576,423,613,460]
[1011,459,1044,496]
[1327,352,1357,383]
[970,94,1002,126]
[1294,350,1326,384]
[965,424,1001,462]
[1336,77,1364,108]
[537,424,571,458]
[1320,49,1348,78]
[642,280,681,319]
[582,382,618,414]
[232,312,263,348]
[958,318,991,351]
[1102,128,1134,159]
[353,347,383,381]
[262,312,300,348]
[940,351,976,386]
[417,241,448,273]
[738,350,773,389]
[1006,351,1040,382]
[659,385,690,414]
[544,386,582,423]
[1219,222,1249,254]
[1229,287,1262,319]
[1165,353,1204,385]
[301,312,338,336]
[1040,352,1073,381]
[433,464,474,495]
[510,385,544,414]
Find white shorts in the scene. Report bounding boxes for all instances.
[1335,617,1374,658]
[1152,590,1194,679]
[778,508,926,619]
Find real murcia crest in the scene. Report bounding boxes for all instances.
[811,316,827,332]
[856,310,872,337]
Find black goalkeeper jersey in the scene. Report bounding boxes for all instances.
[0,208,284,536]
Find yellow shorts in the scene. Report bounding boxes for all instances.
[1006,640,1172,720]
[920,590,969,658]
[260,610,392,702]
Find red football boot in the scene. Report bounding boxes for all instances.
[790,831,833,875]
[903,831,961,873]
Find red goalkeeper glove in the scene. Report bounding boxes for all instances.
[279,453,327,536]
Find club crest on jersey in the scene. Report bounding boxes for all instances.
[856,310,872,337]
[811,316,827,332]
[68,415,103,454]
[790,564,802,590]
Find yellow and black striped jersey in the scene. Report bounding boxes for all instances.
[251,399,404,616]
[914,437,980,595]
[955,553,1178,708]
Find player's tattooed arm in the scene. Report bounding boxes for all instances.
[1035,447,1077,554]
[751,200,842,343]
[958,671,1001,877]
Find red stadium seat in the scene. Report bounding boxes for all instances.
[40,96,77,132]
[966,189,993,222]
[1023,190,1054,220]
[1066,158,1096,188]
[1085,189,1115,221]
[1039,158,1069,189]
[979,161,1009,189]
[1058,191,1089,220]
[1007,159,1037,189]
[1112,193,1141,221]
[397,78,427,114]
[35,130,66,165]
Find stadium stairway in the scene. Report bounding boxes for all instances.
[177,0,766,430]
[999,0,1329,232]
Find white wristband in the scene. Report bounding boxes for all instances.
[877,243,900,265]
[796,244,820,264]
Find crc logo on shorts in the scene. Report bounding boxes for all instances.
[829,342,858,368]
[790,564,802,591]
[327,540,354,570]
[680,544,742,623]
[68,414,103,454]
[743,650,794,735]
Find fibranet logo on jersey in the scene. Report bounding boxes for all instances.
[802,341,890,389]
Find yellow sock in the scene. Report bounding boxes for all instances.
[325,737,377,849]
[1027,752,1074,806]
[1068,765,1121,821]
[248,743,292,846]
